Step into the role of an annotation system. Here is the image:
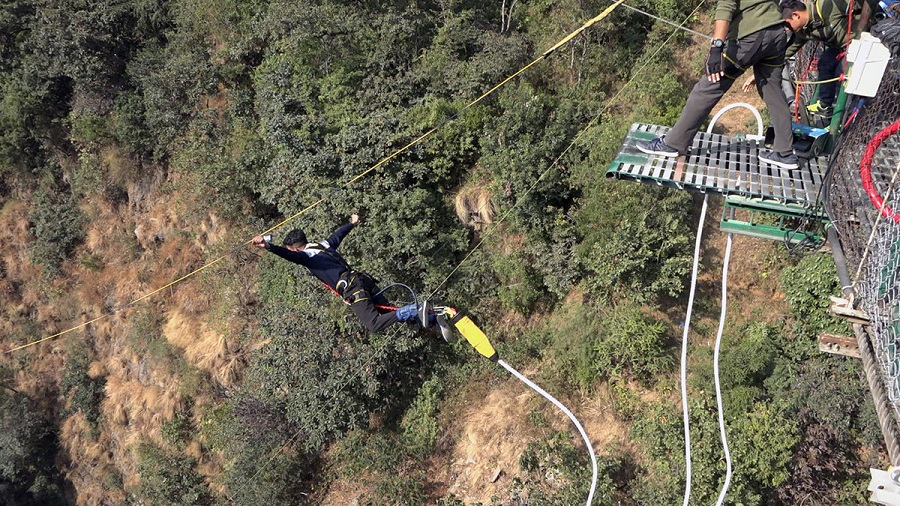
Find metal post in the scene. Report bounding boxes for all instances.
[828,226,856,298]
[854,323,900,466]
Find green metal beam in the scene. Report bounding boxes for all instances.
[723,196,828,219]
[719,218,825,244]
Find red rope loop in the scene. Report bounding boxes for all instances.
[859,118,900,224]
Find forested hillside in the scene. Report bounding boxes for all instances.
[0,0,886,504]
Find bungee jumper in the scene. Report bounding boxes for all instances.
[252,214,434,333]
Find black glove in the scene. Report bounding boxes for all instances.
[705,46,724,76]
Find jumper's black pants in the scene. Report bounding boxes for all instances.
[817,45,842,108]
[342,272,398,333]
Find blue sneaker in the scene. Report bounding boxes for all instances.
[636,137,680,157]
[758,149,799,169]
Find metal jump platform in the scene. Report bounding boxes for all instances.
[606,123,829,204]
[606,123,831,244]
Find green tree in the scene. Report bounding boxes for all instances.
[0,390,65,505]
[28,184,84,274]
[576,180,693,302]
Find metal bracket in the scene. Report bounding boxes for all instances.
[818,332,861,358]
[830,296,871,324]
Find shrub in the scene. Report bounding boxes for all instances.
[492,249,545,313]
[135,442,210,506]
[517,431,623,505]
[60,341,105,431]
[781,253,850,341]
[576,181,693,303]
[400,376,443,457]
[28,185,84,275]
[161,411,193,449]
[369,473,429,506]
[200,398,315,506]
[595,303,674,383]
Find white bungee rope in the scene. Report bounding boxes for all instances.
[710,103,762,505]
[499,359,599,505]
[714,227,735,506]
[680,193,707,506]
[678,103,760,506]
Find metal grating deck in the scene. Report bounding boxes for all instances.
[606,123,829,207]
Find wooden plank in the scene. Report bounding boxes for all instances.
[762,158,773,197]
[736,139,749,194]
[809,156,825,194]
[686,133,701,186]
[818,333,861,358]
[657,155,673,181]
[671,156,684,185]
[723,139,737,193]
[651,153,666,179]
[788,165,804,203]
[799,162,816,205]
[779,166,791,202]
[695,133,710,188]
[733,139,748,194]
[706,133,721,189]
[749,141,761,196]
[829,296,871,323]
[726,139,739,192]
[700,133,715,186]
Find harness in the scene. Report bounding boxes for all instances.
[304,243,375,305]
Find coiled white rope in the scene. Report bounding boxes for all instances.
[498,359,598,505]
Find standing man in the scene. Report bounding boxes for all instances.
[252,215,424,333]
[637,0,799,169]
[780,0,853,121]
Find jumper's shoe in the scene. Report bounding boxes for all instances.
[635,137,680,157]
[418,300,435,329]
[807,100,834,116]
[433,307,458,344]
[758,149,799,169]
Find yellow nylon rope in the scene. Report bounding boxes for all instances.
[793,76,843,85]
[5,1,625,354]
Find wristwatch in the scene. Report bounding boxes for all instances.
[711,38,725,48]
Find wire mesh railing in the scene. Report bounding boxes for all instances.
[827,57,900,416]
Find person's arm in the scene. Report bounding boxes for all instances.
[714,0,738,24]
[265,243,309,265]
[252,236,309,265]
[785,34,807,59]
[711,18,730,40]
[831,13,850,49]
[706,18,732,83]
[323,214,359,250]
